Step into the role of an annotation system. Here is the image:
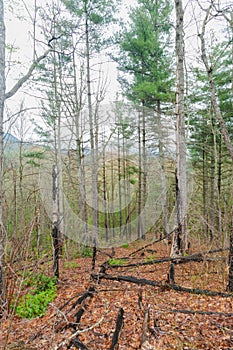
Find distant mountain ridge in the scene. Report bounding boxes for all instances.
[3,132,20,144]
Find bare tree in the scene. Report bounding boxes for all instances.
[0,0,50,314]
[198,1,233,291]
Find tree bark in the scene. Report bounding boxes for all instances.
[85,3,98,245]
[171,0,187,258]
[0,0,5,317]
[157,100,169,237]
[52,165,59,278]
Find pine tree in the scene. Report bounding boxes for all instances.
[113,0,174,239]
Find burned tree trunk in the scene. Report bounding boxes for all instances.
[52,165,59,278]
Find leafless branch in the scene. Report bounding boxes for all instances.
[5,49,51,100]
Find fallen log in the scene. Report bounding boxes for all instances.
[93,273,233,298]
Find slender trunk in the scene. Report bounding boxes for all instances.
[171,0,187,257]
[52,165,59,278]
[102,138,108,241]
[117,125,122,237]
[85,5,98,244]
[217,136,222,242]
[19,137,24,234]
[200,5,233,291]
[110,150,115,238]
[202,146,208,237]
[72,46,87,235]
[229,203,233,291]
[141,105,146,239]
[0,0,5,316]
[157,100,169,237]
[13,166,17,235]
[52,47,63,256]
[137,111,142,239]
[210,129,215,241]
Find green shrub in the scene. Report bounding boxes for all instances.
[15,273,57,319]
[108,258,127,266]
[121,243,129,249]
[145,254,157,261]
[64,261,78,269]
[81,246,93,257]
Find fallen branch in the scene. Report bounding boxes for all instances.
[128,231,176,257]
[140,307,150,349]
[107,252,227,269]
[168,308,233,317]
[70,286,95,311]
[69,337,89,349]
[55,287,95,332]
[94,273,233,298]
[53,310,108,350]
[110,308,124,350]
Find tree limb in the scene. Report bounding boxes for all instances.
[5,49,50,100]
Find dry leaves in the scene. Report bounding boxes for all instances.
[1,241,233,349]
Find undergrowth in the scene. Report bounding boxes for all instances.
[14,273,57,319]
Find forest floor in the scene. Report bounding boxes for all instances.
[1,236,233,350]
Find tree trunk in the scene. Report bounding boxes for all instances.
[171,0,187,258]
[72,45,88,236]
[52,165,59,278]
[141,105,146,240]
[199,4,233,291]
[137,110,142,239]
[117,121,122,237]
[157,100,169,237]
[0,0,5,316]
[85,4,98,245]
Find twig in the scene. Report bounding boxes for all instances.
[53,310,108,350]
[128,232,174,257]
[49,303,69,324]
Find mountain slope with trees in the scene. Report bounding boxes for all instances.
[0,0,233,348]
